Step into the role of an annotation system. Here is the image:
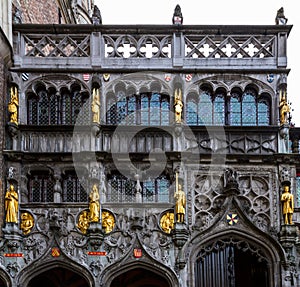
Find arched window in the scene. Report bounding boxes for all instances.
[107,174,170,203]
[186,98,198,125]
[106,92,170,125]
[28,172,55,202]
[199,90,213,125]
[230,93,241,126]
[27,86,88,125]
[242,90,257,126]
[229,90,270,126]
[62,171,88,202]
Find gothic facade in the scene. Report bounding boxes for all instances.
[0,3,300,287]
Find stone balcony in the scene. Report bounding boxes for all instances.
[12,24,292,72]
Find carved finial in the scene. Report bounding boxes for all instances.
[275,7,288,25]
[172,4,183,25]
[92,5,102,25]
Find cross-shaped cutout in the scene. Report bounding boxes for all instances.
[244,43,258,57]
[222,44,237,57]
[140,43,159,58]
[200,44,214,57]
[117,43,136,58]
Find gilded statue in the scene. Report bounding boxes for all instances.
[102,211,115,233]
[92,87,100,124]
[281,185,294,224]
[8,86,18,124]
[279,90,290,125]
[89,184,100,222]
[77,210,90,234]
[160,212,174,233]
[20,212,34,235]
[174,172,186,223]
[174,88,183,123]
[5,184,19,223]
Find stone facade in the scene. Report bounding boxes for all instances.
[1,4,300,287]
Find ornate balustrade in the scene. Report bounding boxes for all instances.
[8,125,279,155]
[12,24,291,71]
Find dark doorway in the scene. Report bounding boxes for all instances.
[110,268,170,287]
[195,244,269,287]
[0,277,6,287]
[27,267,89,287]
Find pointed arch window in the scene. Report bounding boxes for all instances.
[242,91,257,126]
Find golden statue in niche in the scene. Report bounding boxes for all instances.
[77,210,90,234]
[89,184,100,222]
[8,86,19,124]
[91,87,100,124]
[5,184,19,223]
[174,172,186,223]
[174,88,183,123]
[279,90,290,125]
[160,212,174,233]
[20,212,34,235]
[102,211,115,233]
[281,185,294,224]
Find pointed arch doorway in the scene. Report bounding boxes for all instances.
[27,267,90,287]
[110,268,171,287]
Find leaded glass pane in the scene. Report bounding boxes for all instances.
[141,95,149,125]
[199,92,212,125]
[186,100,198,125]
[50,93,58,125]
[230,95,241,126]
[127,96,136,124]
[73,92,83,124]
[242,92,256,126]
[28,97,38,125]
[157,176,169,202]
[107,98,117,124]
[117,97,127,124]
[143,180,155,202]
[38,91,49,125]
[214,95,225,125]
[150,93,160,126]
[161,97,170,125]
[63,94,71,124]
[258,101,269,126]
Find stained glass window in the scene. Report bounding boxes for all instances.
[242,91,256,126]
[214,94,225,125]
[258,100,270,126]
[230,95,241,126]
[186,99,198,125]
[199,91,213,125]
[107,92,170,126]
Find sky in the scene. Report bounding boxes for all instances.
[95,0,299,126]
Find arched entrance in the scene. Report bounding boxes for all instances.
[27,267,90,287]
[0,278,6,287]
[194,239,270,287]
[110,268,170,287]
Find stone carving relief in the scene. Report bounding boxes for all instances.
[191,169,276,233]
